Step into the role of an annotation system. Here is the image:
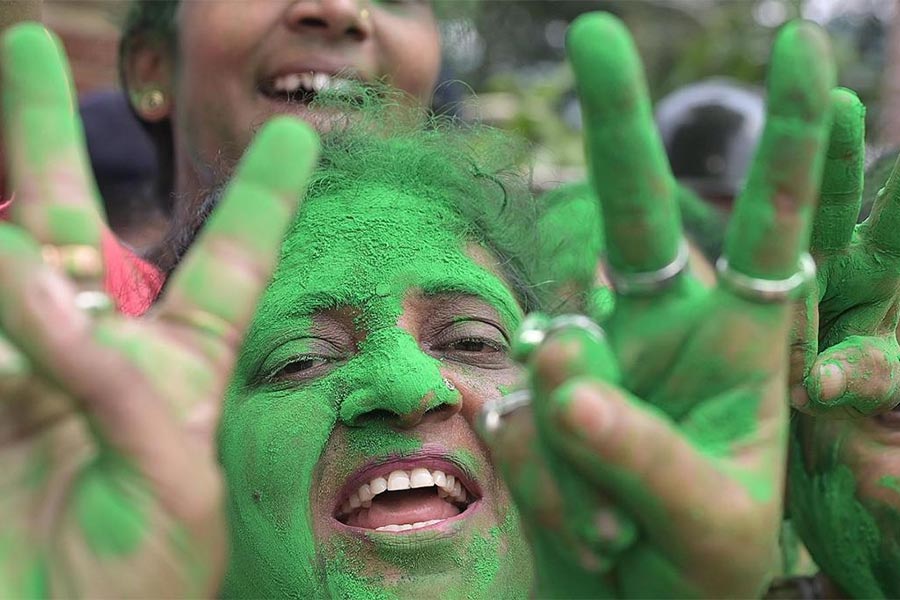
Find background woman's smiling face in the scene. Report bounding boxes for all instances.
[172,0,441,192]
[219,186,532,597]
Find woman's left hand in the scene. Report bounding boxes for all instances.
[790,89,900,418]
[483,14,835,598]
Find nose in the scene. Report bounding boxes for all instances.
[339,329,462,429]
[284,0,372,42]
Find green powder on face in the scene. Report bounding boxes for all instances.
[324,539,396,600]
[71,457,148,557]
[220,168,531,595]
[345,424,422,464]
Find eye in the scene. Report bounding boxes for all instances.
[273,356,329,378]
[447,337,504,354]
[258,338,348,385]
[430,319,512,369]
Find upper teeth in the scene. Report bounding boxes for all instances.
[271,72,353,94]
[340,468,468,516]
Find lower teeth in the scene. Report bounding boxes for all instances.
[375,519,443,532]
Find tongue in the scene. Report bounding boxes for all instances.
[346,489,462,529]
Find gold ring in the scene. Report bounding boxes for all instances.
[42,244,104,282]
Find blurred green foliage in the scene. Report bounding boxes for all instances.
[458,0,889,177]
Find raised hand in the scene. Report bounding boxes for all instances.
[790,89,900,417]
[0,24,318,597]
[483,14,835,597]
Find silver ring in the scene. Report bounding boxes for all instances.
[512,313,606,363]
[716,252,816,303]
[74,290,114,316]
[607,239,690,296]
[478,390,532,438]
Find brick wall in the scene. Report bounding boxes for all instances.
[45,1,127,93]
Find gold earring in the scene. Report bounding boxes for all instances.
[139,89,166,114]
[359,8,370,22]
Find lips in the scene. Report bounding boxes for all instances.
[334,455,480,533]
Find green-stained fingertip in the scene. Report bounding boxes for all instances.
[567,12,642,112]
[234,117,321,197]
[0,222,41,259]
[827,88,865,157]
[2,23,75,112]
[767,21,835,123]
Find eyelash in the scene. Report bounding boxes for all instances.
[446,336,505,354]
[266,354,334,382]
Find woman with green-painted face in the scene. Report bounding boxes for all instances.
[120,0,442,266]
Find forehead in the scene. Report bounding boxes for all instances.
[255,184,521,327]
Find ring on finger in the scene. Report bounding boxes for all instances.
[716,252,815,303]
[74,289,115,317]
[606,238,690,296]
[42,244,104,282]
[478,389,532,439]
[512,313,606,363]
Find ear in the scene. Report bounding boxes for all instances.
[121,32,175,123]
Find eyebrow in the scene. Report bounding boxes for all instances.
[261,274,522,329]
[418,277,523,330]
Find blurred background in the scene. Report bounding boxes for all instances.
[45,0,900,185]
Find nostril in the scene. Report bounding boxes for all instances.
[298,17,328,28]
[346,26,366,42]
[421,401,461,424]
[348,409,395,428]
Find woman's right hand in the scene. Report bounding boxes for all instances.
[485,14,835,598]
[0,25,319,597]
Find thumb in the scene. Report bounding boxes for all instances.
[803,334,900,416]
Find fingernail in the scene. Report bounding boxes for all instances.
[816,362,846,403]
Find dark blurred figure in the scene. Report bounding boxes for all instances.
[656,78,765,212]
[80,90,168,252]
[654,78,764,259]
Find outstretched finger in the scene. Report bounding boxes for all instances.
[156,118,319,370]
[568,13,681,280]
[545,377,781,581]
[2,24,103,250]
[810,88,865,256]
[800,335,900,416]
[861,146,900,254]
[724,22,834,280]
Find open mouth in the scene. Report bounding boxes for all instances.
[334,458,480,533]
[258,71,367,106]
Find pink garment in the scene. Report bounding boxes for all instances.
[100,230,164,316]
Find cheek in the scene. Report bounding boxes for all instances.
[376,19,441,101]
[446,365,524,424]
[220,391,338,527]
